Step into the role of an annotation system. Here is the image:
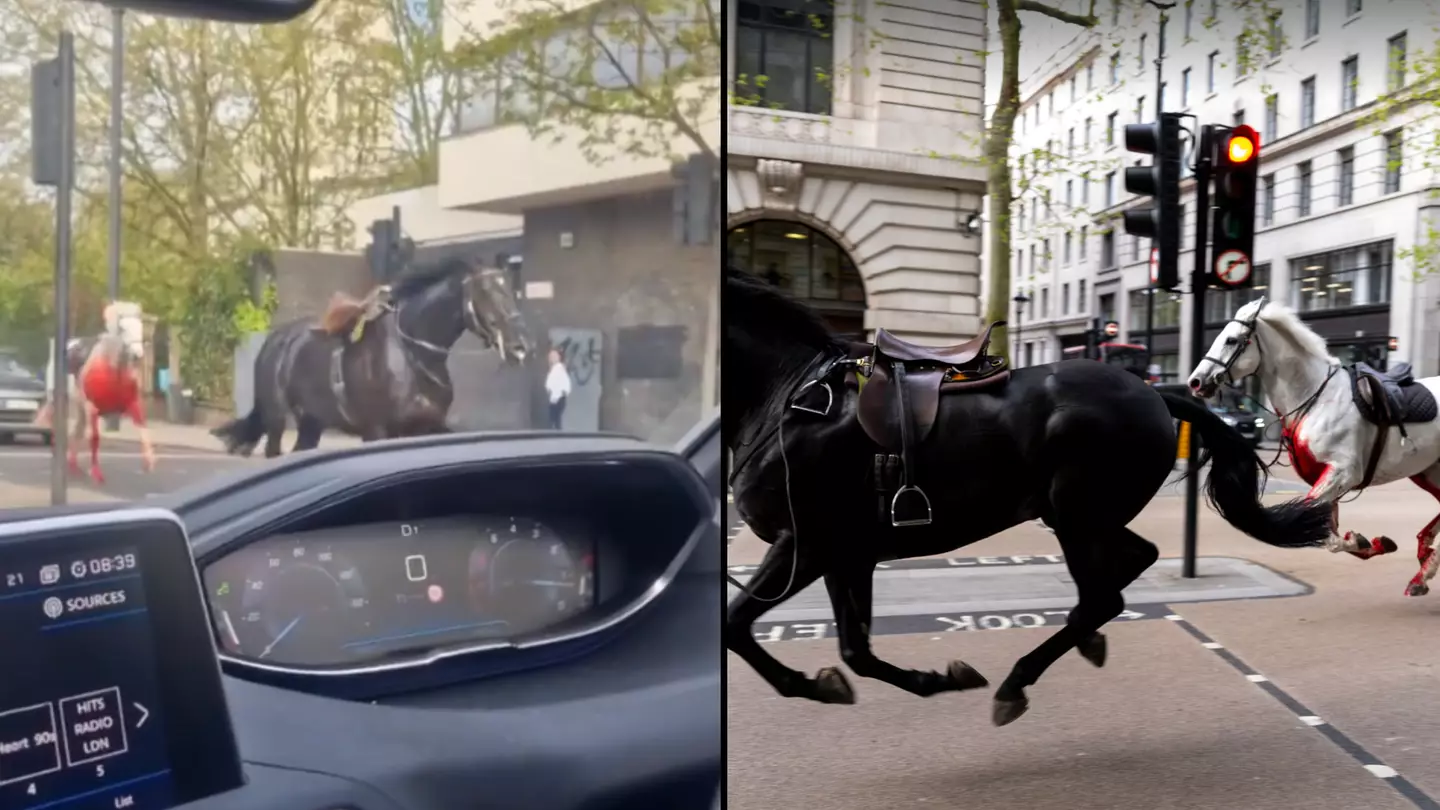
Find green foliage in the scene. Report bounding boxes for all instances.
[177,252,263,403]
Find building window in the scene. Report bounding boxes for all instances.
[728,221,866,307]
[1084,117,1093,148]
[1389,32,1408,92]
[1297,161,1313,217]
[1384,129,1403,194]
[1080,226,1089,259]
[1046,92,1054,117]
[1063,235,1073,265]
[1112,0,1121,26]
[1138,34,1147,70]
[1082,177,1090,206]
[1304,0,1320,38]
[1130,289,1182,329]
[1181,68,1191,106]
[1207,51,1219,93]
[1069,75,1077,104]
[1030,244,1038,275]
[1184,1,1194,38]
[1232,109,1244,127]
[1236,35,1250,77]
[1106,111,1118,145]
[1135,96,1146,124]
[1105,171,1116,207]
[1062,282,1072,314]
[1066,179,1074,208]
[1338,146,1355,206]
[1040,287,1050,317]
[1300,77,1316,128]
[1131,234,1141,261]
[1264,94,1279,138]
[1159,81,1167,110]
[735,0,835,115]
[1289,240,1392,313]
[1262,174,1275,225]
[1110,52,1121,85]
[1102,231,1116,268]
[1078,280,1088,313]
[1266,12,1283,59]
[1015,251,1023,277]
[1346,0,1361,17]
[1086,62,1095,91]
[1206,264,1272,323]
[1341,57,1358,111]
[1099,292,1116,322]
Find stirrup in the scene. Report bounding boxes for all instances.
[890,485,932,527]
[790,379,834,416]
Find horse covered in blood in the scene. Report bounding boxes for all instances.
[36,301,155,483]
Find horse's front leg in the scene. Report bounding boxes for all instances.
[125,398,155,473]
[824,562,988,698]
[84,402,105,484]
[1307,464,1396,559]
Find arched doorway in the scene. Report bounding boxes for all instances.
[726,220,867,339]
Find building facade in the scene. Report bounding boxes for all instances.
[998,0,1440,384]
[726,0,989,343]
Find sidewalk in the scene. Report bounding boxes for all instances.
[102,421,364,453]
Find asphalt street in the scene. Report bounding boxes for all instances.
[727,479,1440,810]
[0,435,257,503]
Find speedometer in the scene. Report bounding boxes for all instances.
[210,543,369,666]
[466,516,594,634]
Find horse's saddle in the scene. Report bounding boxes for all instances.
[313,285,393,344]
[845,324,1011,527]
[1347,362,1438,427]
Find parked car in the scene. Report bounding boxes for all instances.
[0,350,51,444]
[1152,383,1265,449]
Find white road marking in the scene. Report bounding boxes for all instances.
[1364,764,1400,779]
[1245,674,1268,683]
[1164,614,1183,621]
[1298,715,1325,726]
[1201,641,1224,649]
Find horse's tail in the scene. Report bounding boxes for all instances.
[1158,390,1331,548]
[211,407,264,457]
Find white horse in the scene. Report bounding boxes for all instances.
[1188,297,1440,595]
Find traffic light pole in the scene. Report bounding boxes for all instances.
[1145,1,1174,380]
[1183,125,1216,580]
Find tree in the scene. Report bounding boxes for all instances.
[454,0,720,164]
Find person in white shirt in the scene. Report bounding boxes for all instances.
[545,349,572,430]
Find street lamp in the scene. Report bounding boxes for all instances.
[1012,292,1030,367]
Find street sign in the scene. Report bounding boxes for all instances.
[1103,320,1120,338]
[1214,249,1252,287]
[1149,248,1159,285]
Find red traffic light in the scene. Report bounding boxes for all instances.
[1225,125,1259,165]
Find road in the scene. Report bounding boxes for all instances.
[0,435,258,503]
[727,474,1440,810]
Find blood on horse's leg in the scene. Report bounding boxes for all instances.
[87,405,104,484]
[1404,469,1440,596]
[1307,465,1395,559]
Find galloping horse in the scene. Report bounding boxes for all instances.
[1189,298,1440,595]
[36,301,156,483]
[725,266,1330,725]
[212,257,531,457]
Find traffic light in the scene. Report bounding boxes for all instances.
[1122,113,1184,290]
[1210,124,1260,289]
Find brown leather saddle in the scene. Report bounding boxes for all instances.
[852,323,1011,527]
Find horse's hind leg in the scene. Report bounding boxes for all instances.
[824,562,989,697]
[1404,465,1440,596]
[992,526,1158,727]
[725,531,849,703]
[293,416,323,453]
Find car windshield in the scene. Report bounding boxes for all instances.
[0,1,720,510]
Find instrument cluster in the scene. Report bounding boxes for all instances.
[202,515,597,671]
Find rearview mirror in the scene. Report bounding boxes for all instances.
[87,0,318,23]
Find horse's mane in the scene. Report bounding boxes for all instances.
[390,255,477,299]
[724,263,839,353]
[1254,300,1335,360]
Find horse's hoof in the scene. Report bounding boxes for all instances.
[992,696,1030,727]
[813,666,857,705]
[945,660,989,691]
[89,468,105,485]
[1406,580,1430,597]
[1079,632,1108,668]
[1377,536,1399,555]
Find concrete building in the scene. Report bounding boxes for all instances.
[725,0,989,342]
[996,0,1440,384]
[349,0,721,444]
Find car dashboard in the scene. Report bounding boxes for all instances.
[34,425,722,810]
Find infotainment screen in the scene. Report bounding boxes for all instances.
[0,508,243,810]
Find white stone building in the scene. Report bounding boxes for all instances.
[996,0,1440,382]
[725,0,989,342]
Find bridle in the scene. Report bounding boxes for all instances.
[392,268,519,357]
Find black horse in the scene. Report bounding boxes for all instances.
[724,266,1330,726]
[213,257,532,457]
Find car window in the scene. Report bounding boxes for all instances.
[0,1,720,512]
